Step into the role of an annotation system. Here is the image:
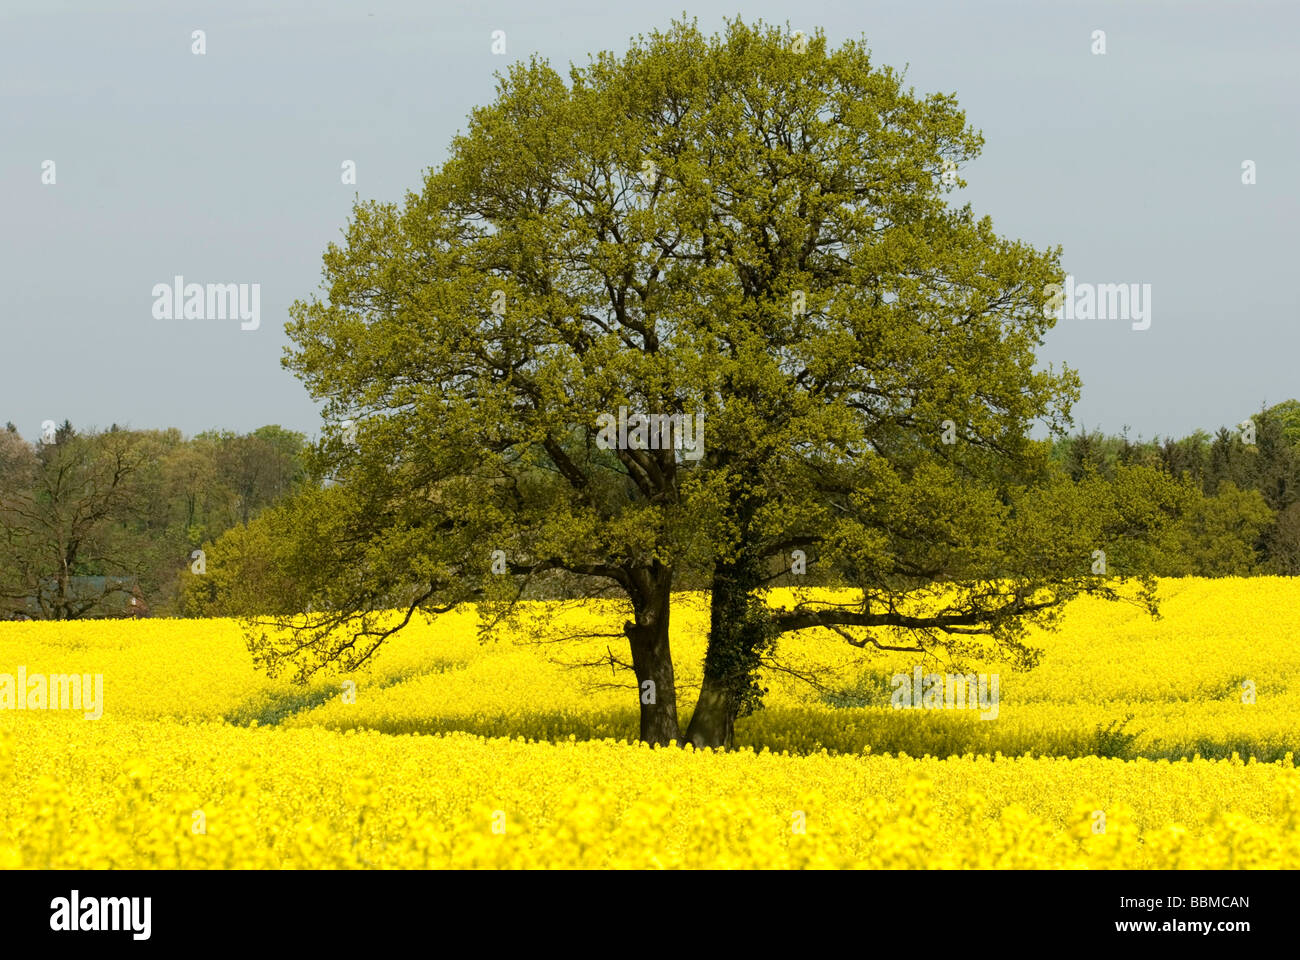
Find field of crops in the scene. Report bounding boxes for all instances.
[3,577,1299,867]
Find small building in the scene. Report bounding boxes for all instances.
[18,576,150,620]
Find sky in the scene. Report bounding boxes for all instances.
[1,0,1296,443]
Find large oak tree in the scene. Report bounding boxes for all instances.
[234,19,1163,746]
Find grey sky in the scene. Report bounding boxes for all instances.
[2,0,1296,443]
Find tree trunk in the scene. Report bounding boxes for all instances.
[685,551,772,749]
[685,673,737,749]
[625,569,680,745]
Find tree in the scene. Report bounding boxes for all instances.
[1060,429,1112,481]
[193,426,307,528]
[226,17,1160,747]
[1272,501,1300,575]
[1264,399,1300,447]
[1158,430,1211,485]
[0,426,156,618]
[1175,482,1271,576]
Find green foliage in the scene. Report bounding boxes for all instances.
[1052,401,1300,576]
[0,424,307,618]
[1092,714,1145,760]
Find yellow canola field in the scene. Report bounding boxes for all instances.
[4,719,1299,868]
[2,578,1299,868]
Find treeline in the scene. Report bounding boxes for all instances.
[0,421,308,617]
[2,402,1297,619]
[1049,400,1300,575]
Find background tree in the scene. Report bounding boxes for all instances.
[0,423,307,618]
[0,425,154,618]
[1272,501,1300,575]
[192,426,308,530]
